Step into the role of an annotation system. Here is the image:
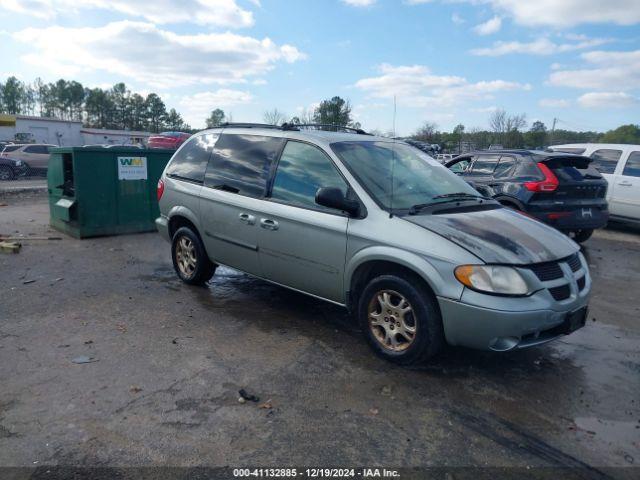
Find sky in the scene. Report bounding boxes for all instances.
[0,0,639,135]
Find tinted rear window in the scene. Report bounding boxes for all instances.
[166,134,218,183]
[204,134,284,198]
[493,156,516,178]
[590,149,621,174]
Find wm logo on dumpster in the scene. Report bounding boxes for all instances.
[117,156,148,181]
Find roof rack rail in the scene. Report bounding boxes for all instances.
[283,123,370,135]
[218,122,283,129]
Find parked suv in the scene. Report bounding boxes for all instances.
[445,150,608,243]
[0,143,55,176]
[548,143,640,225]
[157,126,590,364]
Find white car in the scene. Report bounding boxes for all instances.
[549,143,640,224]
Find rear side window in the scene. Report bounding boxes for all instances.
[493,156,516,178]
[590,149,621,174]
[270,141,348,212]
[24,145,49,154]
[623,152,640,178]
[205,134,284,198]
[471,155,500,174]
[166,134,218,183]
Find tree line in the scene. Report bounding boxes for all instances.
[411,110,640,152]
[0,76,188,133]
[2,76,638,148]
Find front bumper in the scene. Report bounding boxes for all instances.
[437,255,591,351]
[155,215,171,242]
[438,297,588,351]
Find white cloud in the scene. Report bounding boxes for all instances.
[354,64,530,108]
[0,0,255,28]
[471,36,610,56]
[178,89,253,127]
[577,92,639,108]
[478,0,640,27]
[473,16,502,35]
[539,98,571,108]
[548,49,640,91]
[341,0,376,6]
[12,21,305,89]
[451,13,465,25]
[405,0,640,27]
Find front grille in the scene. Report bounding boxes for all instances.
[549,284,571,301]
[577,276,586,291]
[567,253,581,272]
[528,262,563,281]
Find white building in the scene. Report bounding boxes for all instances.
[81,128,151,146]
[0,114,83,146]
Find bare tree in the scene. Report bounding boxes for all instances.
[413,121,438,141]
[289,107,315,125]
[263,108,287,126]
[489,109,507,135]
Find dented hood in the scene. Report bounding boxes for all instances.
[405,207,578,265]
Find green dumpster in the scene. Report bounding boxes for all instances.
[48,146,174,238]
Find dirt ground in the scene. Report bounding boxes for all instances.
[0,192,638,476]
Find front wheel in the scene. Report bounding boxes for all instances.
[357,274,444,365]
[171,227,216,285]
[0,166,15,181]
[569,229,594,243]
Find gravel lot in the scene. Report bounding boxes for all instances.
[0,192,638,476]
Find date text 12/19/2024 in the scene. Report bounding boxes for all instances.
[233,468,401,478]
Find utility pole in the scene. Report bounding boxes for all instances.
[550,117,558,145]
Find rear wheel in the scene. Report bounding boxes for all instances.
[171,226,216,285]
[569,229,594,243]
[358,274,444,365]
[0,166,15,181]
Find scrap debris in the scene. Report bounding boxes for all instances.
[238,389,260,403]
[0,241,21,254]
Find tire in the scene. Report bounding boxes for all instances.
[171,226,216,285]
[357,274,444,365]
[570,229,594,243]
[0,166,15,181]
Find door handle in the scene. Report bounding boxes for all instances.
[238,212,255,225]
[260,218,279,231]
[617,181,632,187]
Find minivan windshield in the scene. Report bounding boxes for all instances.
[331,141,482,211]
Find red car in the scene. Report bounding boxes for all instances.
[147,132,191,149]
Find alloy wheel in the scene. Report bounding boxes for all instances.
[175,236,197,279]
[368,289,417,352]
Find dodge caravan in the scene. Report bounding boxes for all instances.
[156,124,590,364]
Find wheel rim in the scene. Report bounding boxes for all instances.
[175,236,197,278]
[0,168,11,180]
[368,289,417,352]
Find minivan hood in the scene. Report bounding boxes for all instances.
[405,207,578,265]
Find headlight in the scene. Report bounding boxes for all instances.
[454,265,530,296]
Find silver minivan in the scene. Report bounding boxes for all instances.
[156,124,591,364]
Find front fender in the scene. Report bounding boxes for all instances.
[344,246,464,301]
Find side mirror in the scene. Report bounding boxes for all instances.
[315,187,360,217]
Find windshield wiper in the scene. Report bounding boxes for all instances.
[408,193,488,215]
[213,183,240,193]
[431,192,484,200]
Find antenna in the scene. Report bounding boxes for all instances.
[389,95,397,219]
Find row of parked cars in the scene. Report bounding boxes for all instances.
[156,124,603,364]
[0,132,192,180]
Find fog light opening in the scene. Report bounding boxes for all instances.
[489,336,520,352]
